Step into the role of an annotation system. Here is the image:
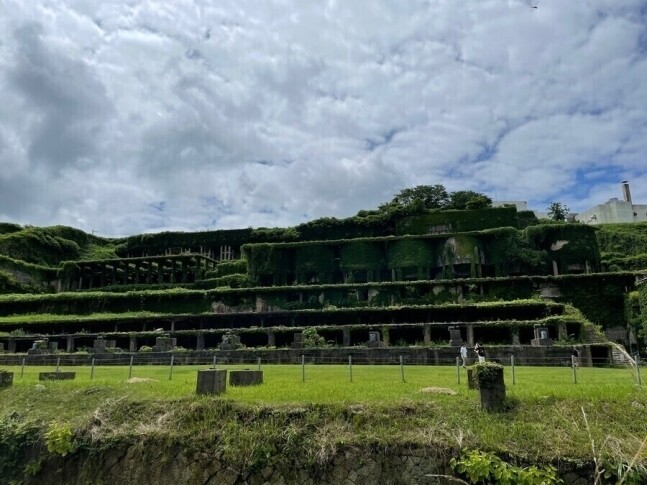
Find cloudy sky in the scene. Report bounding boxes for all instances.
[1,0,646,236]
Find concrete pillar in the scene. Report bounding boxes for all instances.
[8,338,16,353]
[423,324,431,345]
[267,331,275,347]
[580,345,593,367]
[383,329,390,347]
[512,328,520,346]
[129,336,137,352]
[196,333,205,351]
[552,260,559,276]
[66,336,75,353]
[466,324,474,346]
[342,328,351,347]
[558,321,567,341]
[433,349,439,365]
[182,259,188,283]
[171,320,175,332]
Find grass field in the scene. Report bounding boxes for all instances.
[1,363,646,478]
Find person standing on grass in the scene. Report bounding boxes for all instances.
[460,344,468,368]
[475,343,485,363]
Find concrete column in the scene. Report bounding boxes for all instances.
[423,324,431,345]
[170,259,176,284]
[383,329,390,347]
[511,328,521,346]
[171,321,175,332]
[342,328,351,347]
[66,336,75,353]
[552,260,559,276]
[466,324,474,346]
[558,321,567,341]
[114,323,119,332]
[129,336,137,352]
[433,349,439,365]
[8,338,16,353]
[579,345,593,367]
[267,331,275,347]
[181,259,188,283]
[196,333,205,351]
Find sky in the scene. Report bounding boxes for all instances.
[1,0,646,237]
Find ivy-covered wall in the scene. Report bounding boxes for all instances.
[524,224,601,274]
[396,207,519,235]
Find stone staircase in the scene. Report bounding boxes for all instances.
[582,326,608,344]
[610,343,636,366]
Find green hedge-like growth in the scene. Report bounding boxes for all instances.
[396,207,519,235]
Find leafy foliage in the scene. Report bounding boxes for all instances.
[302,327,327,348]
[546,202,570,222]
[447,190,493,210]
[451,450,561,484]
[44,421,75,456]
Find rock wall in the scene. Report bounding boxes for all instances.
[27,444,448,485]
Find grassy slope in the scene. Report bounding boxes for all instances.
[1,365,645,477]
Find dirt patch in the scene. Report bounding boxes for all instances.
[420,387,457,396]
[126,377,159,384]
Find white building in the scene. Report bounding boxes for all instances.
[577,182,647,225]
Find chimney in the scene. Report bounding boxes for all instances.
[621,181,632,204]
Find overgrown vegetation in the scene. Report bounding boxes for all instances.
[0,365,645,483]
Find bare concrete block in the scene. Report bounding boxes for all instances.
[39,372,76,381]
[0,371,13,388]
[196,369,227,395]
[229,370,263,386]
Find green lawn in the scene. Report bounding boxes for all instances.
[2,363,642,407]
[1,364,645,473]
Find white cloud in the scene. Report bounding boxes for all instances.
[0,0,645,236]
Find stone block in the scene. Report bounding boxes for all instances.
[466,368,477,389]
[196,369,227,395]
[39,372,76,381]
[0,371,13,388]
[229,370,263,386]
[448,326,463,346]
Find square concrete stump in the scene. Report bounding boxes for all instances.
[229,370,263,386]
[39,372,76,381]
[196,369,227,395]
[0,371,13,388]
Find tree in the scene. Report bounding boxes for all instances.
[379,185,449,212]
[446,191,493,210]
[547,202,569,222]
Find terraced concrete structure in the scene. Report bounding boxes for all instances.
[0,207,643,363]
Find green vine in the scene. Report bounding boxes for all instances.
[451,450,562,484]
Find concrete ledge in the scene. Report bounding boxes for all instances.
[196,369,227,395]
[229,370,263,386]
[0,371,13,388]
